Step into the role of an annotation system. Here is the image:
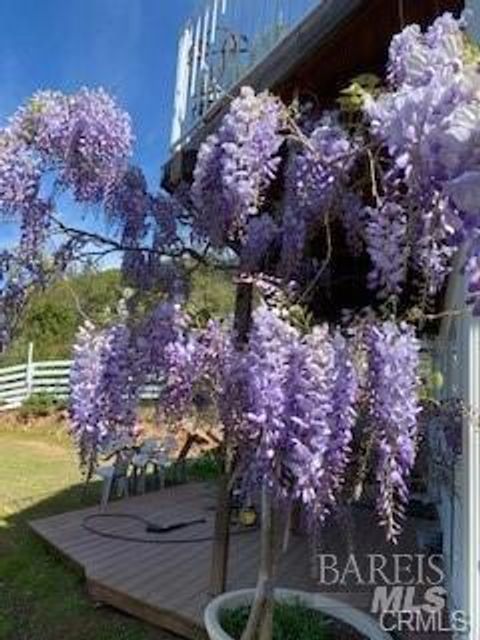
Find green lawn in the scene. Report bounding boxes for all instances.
[0,421,176,640]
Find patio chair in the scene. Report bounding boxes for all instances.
[132,435,178,493]
[152,435,177,488]
[95,449,134,510]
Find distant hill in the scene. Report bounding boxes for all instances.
[0,266,235,366]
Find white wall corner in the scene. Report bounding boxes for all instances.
[461,310,480,639]
[450,10,480,636]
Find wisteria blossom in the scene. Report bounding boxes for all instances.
[364,12,480,300]
[281,120,356,276]
[192,87,284,246]
[241,214,279,272]
[364,321,421,541]
[387,13,465,88]
[224,307,359,523]
[69,322,139,474]
[0,134,41,213]
[9,88,133,202]
[364,202,408,297]
[135,301,188,379]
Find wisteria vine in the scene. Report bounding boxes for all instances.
[2,12,476,544]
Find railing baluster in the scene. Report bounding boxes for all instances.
[171,25,191,146]
[211,0,219,44]
[201,5,210,70]
[183,24,194,122]
[190,17,201,100]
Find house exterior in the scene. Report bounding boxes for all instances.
[164,0,463,188]
[165,1,479,637]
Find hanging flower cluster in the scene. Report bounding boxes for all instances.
[69,321,139,474]
[161,317,233,419]
[222,306,359,523]
[105,166,181,289]
[281,118,357,275]
[106,166,150,246]
[241,214,279,272]
[135,302,188,378]
[364,202,409,297]
[192,87,284,247]
[363,13,480,300]
[9,88,134,203]
[0,88,135,339]
[0,133,41,213]
[387,13,465,88]
[364,321,421,541]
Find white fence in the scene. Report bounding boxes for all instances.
[0,359,71,411]
[171,0,324,148]
[0,357,161,412]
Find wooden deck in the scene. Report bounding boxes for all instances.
[30,482,313,639]
[30,482,450,640]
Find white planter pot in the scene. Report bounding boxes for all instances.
[204,588,395,640]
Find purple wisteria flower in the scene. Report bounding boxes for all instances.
[135,301,188,378]
[387,13,465,89]
[0,87,136,343]
[192,87,284,246]
[106,166,150,246]
[364,202,408,297]
[281,117,356,276]
[226,306,358,522]
[70,321,139,474]
[161,318,232,419]
[9,88,134,203]
[363,13,480,303]
[0,134,41,213]
[241,213,279,272]
[364,321,421,542]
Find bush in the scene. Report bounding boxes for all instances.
[0,266,235,368]
[187,451,221,480]
[18,393,65,420]
[0,269,123,367]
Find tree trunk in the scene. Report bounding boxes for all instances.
[241,485,277,640]
[208,281,253,597]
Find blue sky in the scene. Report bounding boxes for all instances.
[0,0,196,248]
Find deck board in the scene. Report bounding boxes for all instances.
[30,482,449,640]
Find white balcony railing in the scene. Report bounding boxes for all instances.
[171,0,324,150]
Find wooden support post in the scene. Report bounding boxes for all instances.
[233,281,253,344]
[208,281,253,597]
[241,485,277,640]
[208,466,232,597]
